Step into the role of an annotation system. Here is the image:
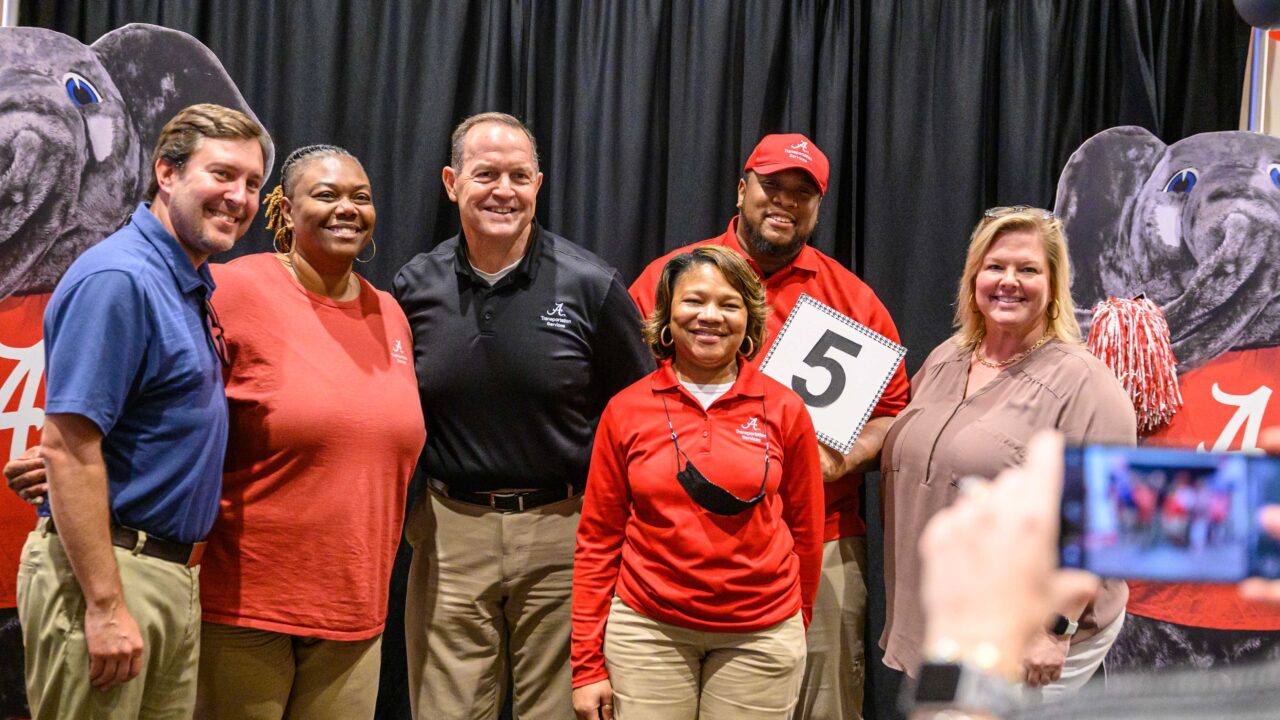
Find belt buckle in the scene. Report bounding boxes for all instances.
[487,492,525,513]
[428,477,449,498]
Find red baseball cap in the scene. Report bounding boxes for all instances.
[743,133,829,194]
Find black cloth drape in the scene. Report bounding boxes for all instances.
[18,2,1251,719]
[23,0,1248,376]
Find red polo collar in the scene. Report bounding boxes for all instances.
[650,358,767,400]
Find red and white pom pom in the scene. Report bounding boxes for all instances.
[1086,296,1184,435]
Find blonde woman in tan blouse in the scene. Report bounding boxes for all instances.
[879,206,1136,700]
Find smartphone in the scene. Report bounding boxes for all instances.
[1060,445,1280,581]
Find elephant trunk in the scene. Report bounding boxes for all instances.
[0,110,80,299]
[1162,208,1280,369]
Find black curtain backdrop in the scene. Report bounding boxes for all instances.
[18,2,1250,719]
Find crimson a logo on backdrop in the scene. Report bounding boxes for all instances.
[0,339,43,460]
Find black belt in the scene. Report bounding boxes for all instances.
[42,517,205,568]
[427,478,581,513]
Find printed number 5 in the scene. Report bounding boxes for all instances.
[791,330,862,408]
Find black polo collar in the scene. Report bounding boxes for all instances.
[453,221,545,289]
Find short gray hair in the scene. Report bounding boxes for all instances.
[449,112,540,174]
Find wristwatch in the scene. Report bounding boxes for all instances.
[904,661,1021,717]
[1050,613,1079,638]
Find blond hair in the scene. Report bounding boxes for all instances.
[952,208,1081,349]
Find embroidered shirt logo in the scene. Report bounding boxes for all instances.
[391,338,410,365]
[541,301,572,329]
[736,416,767,444]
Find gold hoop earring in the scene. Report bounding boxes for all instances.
[1047,300,1059,320]
[660,326,674,347]
[272,230,287,255]
[739,336,755,357]
[355,238,377,264]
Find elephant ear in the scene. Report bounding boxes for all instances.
[90,23,275,180]
[1055,126,1165,322]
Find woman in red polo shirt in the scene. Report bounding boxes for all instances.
[571,246,823,720]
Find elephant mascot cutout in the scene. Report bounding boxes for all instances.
[0,24,272,718]
[0,23,274,299]
[1057,126,1280,372]
[1057,126,1280,672]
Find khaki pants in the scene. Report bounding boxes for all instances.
[196,623,382,719]
[793,536,867,720]
[604,596,807,719]
[16,527,202,720]
[404,490,580,720]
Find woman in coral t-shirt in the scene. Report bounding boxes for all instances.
[193,145,424,720]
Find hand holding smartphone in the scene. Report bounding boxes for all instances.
[1061,445,1280,582]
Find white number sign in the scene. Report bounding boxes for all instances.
[759,293,906,454]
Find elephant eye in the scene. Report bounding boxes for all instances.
[62,72,101,107]
[1269,163,1280,189]
[1163,168,1198,193]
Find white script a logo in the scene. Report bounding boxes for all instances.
[736,416,766,444]
[390,338,409,366]
[541,301,572,329]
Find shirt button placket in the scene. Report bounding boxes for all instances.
[482,302,495,330]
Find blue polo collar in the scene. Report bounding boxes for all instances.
[130,202,217,296]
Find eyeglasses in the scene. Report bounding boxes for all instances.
[203,297,231,368]
[982,205,1055,221]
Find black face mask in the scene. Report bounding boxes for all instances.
[662,395,771,516]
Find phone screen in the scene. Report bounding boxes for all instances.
[1062,445,1280,581]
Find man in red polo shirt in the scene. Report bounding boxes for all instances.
[630,133,909,720]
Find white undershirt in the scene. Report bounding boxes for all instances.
[681,380,735,409]
[472,258,522,286]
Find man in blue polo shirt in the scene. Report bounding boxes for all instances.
[13,103,267,720]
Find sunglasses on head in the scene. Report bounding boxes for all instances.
[982,205,1055,222]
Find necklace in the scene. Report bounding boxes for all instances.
[974,333,1051,369]
[276,253,357,301]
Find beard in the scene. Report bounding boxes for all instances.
[741,214,810,263]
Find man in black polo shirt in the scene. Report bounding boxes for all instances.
[393,112,652,720]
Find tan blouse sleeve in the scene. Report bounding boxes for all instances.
[1055,353,1138,448]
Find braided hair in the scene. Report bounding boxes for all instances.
[263,144,360,252]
